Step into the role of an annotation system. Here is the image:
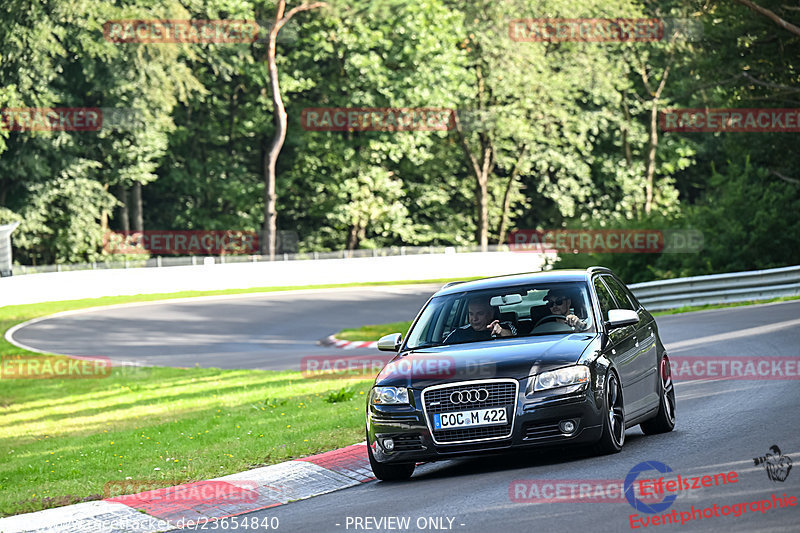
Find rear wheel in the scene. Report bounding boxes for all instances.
[367,438,415,481]
[640,356,676,435]
[592,371,625,455]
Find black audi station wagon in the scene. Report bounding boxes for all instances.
[366,267,675,480]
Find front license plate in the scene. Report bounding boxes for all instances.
[433,408,507,430]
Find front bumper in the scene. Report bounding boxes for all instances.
[367,378,605,464]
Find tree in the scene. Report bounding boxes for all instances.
[263,1,328,259]
[734,0,800,36]
[449,0,658,248]
[277,0,472,250]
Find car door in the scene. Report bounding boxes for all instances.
[593,276,639,419]
[602,275,659,417]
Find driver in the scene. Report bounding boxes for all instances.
[544,289,589,331]
[444,297,516,344]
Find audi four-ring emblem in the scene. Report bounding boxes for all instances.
[450,389,490,404]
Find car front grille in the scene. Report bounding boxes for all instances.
[422,380,518,444]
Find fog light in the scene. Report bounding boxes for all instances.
[559,420,576,434]
[383,438,395,452]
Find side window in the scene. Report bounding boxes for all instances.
[438,297,464,341]
[593,277,615,322]
[622,284,642,310]
[602,276,635,311]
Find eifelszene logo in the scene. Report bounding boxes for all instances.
[624,461,677,514]
[753,445,792,482]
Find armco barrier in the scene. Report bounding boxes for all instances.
[9,245,513,276]
[630,265,800,311]
[0,250,553,307]
[1,247,796,310]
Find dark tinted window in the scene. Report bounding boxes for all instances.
[593,277,615,322]
[622,283,642,310]
[405,282,596,348]
[602,276,635,311]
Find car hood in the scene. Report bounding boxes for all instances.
[375,333,599,389]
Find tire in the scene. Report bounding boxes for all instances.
[367,438,415,481]
[592,371,625,455]
[640,355,676,435]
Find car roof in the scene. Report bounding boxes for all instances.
[435,268,611,297]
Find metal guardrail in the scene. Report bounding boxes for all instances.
[630,265,800,311]
[8,240,799,311]
[10,244,517,276]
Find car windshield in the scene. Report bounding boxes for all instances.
[405,282,595,349]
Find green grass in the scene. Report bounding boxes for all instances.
[0,363,372,517]
[336,321,414,341]
[3,280,794,517]
[0,278,470,518]
[0,277,473,362]
[334,295,800,341]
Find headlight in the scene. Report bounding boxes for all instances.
[370,386,410,405]
[530,365,590,393]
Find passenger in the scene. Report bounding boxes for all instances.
[543,289,589,331]
[444,297,516,343]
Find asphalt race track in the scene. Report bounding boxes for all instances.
[207,299,800,533]
[8,289,800,532]
[8,284,441,370]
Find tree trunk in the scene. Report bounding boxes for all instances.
[346,221,362,251]
[455,111,494,251]
[476,177,489,248]
[131,182,143,231]
[229,81,239,158]
[641,65,670,216]
[262,9,283,260]
[116,184,130,232]
[622,97,633,165]
[644,100,658,215]
[497,145,528,245]
[453,61,495,251]
[100,183,109,233]
[262,1,327,259]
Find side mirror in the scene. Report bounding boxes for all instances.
[377,333,403,352]
[606,309,639,330]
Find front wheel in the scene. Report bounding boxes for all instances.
[367,439,415,481]
[640,356,676,435]
[592,371,625,455]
